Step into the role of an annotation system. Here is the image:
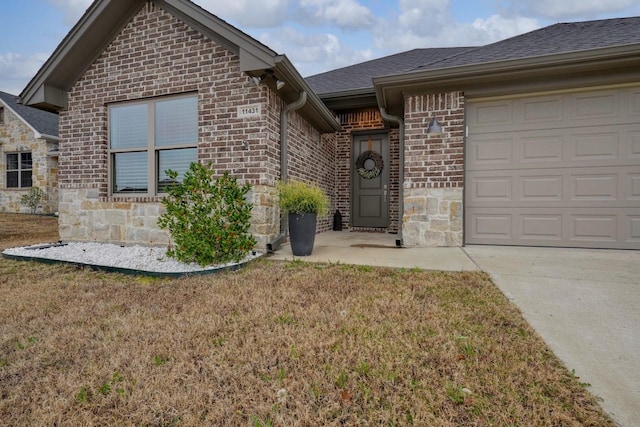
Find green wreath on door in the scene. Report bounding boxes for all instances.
[355,150,384,179]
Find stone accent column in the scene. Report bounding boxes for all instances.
[248,184,279,249]
[402,92,465,247]
[403,187,463,246]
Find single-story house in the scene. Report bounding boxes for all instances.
[0,91,59,214]
[19,0,640,250]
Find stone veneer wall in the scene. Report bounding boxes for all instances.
[334,108,399,232]
[0,107,58,214]
[58,2,332,249]
[402,92,465,246]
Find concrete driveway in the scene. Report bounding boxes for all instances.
[464,246,640,427]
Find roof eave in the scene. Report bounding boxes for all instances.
[20,0,144,111]
[316,88,378,111]
[19,0,281,112]
[274,56,341,132]
[374,43,640,115]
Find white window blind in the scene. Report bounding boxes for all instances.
[114,152,148,192]
[110,104,148,149]
[155,97,198,147]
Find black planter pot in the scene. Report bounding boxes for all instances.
[288,212,317,256]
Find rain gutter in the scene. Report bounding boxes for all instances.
[379,107,404,247]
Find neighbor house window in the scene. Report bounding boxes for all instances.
[0,107,4,125]
[109,94,198,195]
[6,152,33,188]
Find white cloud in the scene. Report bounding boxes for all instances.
[471,15,539,42]
[297,0,376,28]
[373,0,540,52]
[258,27,374,76]
[498,0,638,19]
[45,0,92,26]
[0,53,50,95]
[194,0,290,27]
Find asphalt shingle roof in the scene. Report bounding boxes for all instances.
[305,47,475,94]
[415,16,640,71]
[0,91,59,138]
[306,16,640,94]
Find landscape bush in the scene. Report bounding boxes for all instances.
[158,162,256,266]
[20,187,45,214]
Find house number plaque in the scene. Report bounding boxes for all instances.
[237,104,261,118]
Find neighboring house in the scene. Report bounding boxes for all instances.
[18,0,640,250]
[0,91,59,214]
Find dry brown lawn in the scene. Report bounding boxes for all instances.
[0,213,613,426]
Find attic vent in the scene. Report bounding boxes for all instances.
[145,1,156,13]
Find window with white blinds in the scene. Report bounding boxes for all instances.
[109,94,198,195]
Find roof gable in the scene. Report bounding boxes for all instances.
[19,0,339,132]
[0,91,59,139]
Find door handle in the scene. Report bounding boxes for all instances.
[383,190,387,202]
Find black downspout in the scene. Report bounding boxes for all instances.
[380,107,405,247]
[267,91,308,253]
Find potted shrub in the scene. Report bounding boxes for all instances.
[277,180,329,256]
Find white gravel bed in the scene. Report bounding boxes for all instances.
[2,242,261,273]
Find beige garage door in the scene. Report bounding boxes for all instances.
[465,86,640,249]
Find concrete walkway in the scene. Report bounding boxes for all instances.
[270,232,640,426]
[464,246,640,427]
[268,231,479,271]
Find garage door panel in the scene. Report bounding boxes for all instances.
[522,135,564,162]
[629,175,640,200]
[522,96,564,122]
[470,176,513,201]
[630,131,640,158]
[521,176,563,200]
[469,168,637,208]
[469,213,513,239]
[522,214,563,240]
[629,89,640,116]
[472,138,513,164]
[466,87,640,249]
[471,101,513,127]
[571,214,617,241]
[469,125,638,170]
[466,208,637,248]
[628,216,640,242]
[571,132,619,160]
[572,92,618,120]
[571,174,618,200]
[469,90,637,135]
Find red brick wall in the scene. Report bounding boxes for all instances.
[334,108,399,232]
[57,2,336,244]
[403,92,465,188]
[285,101,336,233]
[59,2,276,201]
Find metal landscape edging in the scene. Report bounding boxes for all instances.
[1,251,263,278]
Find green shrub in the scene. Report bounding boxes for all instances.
[21,187,45,214]
[277,180,329,215]
[158,162,256,267]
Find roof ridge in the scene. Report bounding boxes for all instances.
[306,47,474,79]
[409,46,482,72]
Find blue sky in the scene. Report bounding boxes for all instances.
[1,0,639,95]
